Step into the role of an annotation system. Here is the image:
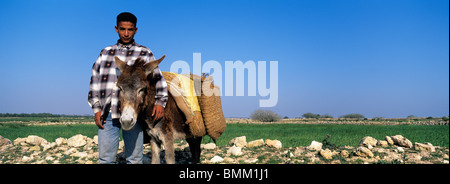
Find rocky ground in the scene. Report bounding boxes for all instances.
[0,134,448,164]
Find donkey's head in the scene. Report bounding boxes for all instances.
[114,55,166,131]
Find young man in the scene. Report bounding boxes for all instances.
[88,12,168,164]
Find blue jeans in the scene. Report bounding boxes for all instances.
[98,113,143,164]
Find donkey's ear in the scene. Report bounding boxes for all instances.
[114,56,127,72]
[144,55,166,76]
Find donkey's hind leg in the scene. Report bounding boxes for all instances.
[186,136,203,164]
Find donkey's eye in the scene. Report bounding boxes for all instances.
[138,88,147,94]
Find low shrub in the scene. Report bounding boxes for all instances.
[250,110,281,122]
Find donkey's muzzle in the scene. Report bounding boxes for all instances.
[120,106,137,131]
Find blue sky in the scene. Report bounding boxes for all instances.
[0,0,448,118]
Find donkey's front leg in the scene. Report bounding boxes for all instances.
[163,135,175,164]
[150,137,161,164]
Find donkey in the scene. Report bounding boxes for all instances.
[114,55,203,164]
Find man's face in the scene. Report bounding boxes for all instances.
[115,21,137,44]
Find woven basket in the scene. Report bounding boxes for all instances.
[193,74,226,141]
[189,111,206,137]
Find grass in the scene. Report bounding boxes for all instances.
[1,123,448,147]
[0,123,98,141]
[207,124,449,147]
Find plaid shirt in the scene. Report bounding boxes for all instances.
[88,40,168,119]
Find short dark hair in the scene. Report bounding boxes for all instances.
[117,12,137,27]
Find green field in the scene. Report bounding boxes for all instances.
[1,123,448,147]
[0,123,98,141]
[219,124,449,147]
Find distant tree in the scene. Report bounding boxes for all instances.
[339,113,365,119]
[302,113,320,119]
[320,114,333,118]
[0,113,60,117]
[442,116,449,121]
[0,113,92,118]
[407,115,416,119]
[373,117,385,121]
[250,109,281,122]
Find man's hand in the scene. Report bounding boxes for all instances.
[95,111,105,129]
[152,105,165,121]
